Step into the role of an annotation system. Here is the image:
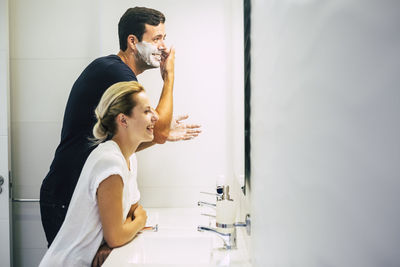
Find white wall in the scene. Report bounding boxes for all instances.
[10,0,101,264]
[9,0,243,266]
[0,0,12,266]
[251,0,400,266]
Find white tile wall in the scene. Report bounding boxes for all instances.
[9,0,100,59]
[11,202,47,267]
[136,139,228,188]
[0,219,11,267]
[0,1,11,265]
[12,203,47,249]
[229,0,245,190]
[13,248,46,267]
[11,121,61,192]
[139,185,216,208]
[10,59,91,122]
[0,0,8,52]
[0,51,8,136]
[0,136,10,219]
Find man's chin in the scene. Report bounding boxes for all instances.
[147,61,161,68]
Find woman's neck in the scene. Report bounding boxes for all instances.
[111,136,139,170]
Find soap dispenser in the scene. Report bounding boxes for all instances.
[216,185,236,234]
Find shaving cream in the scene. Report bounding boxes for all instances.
[136,41,162,68]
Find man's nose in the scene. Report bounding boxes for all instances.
[158,40,166,51]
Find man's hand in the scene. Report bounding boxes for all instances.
[160,47,175,81]
[91,243,112,267]
[167,115,202,142]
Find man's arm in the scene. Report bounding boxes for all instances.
[137,140,156,152]
[152,48,175,144]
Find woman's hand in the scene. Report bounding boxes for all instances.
[98,175,148,248]
[133,205,147,229]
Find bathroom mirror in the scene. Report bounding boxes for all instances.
[9,1,246,265]
[10,0,246,208]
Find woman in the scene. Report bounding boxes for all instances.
[39,81,158,266]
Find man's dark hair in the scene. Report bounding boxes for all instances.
[118,7,166,51]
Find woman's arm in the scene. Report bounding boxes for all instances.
[97,175,147,248]
[124,202,140,224]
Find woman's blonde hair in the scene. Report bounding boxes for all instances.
[91,81,145,144]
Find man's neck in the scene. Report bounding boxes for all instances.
[117,50,144,76]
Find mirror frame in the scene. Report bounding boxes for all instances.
[244,0,251,195]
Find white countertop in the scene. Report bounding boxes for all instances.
[102,208,251,267]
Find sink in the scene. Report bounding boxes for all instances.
[132,234,212,264]
[101,208,251,266]
[103,231,214,266]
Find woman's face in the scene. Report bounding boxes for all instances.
[128,92,159,142]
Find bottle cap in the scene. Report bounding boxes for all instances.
[216,174,226,195]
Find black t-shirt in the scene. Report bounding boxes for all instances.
[41,55,137,205]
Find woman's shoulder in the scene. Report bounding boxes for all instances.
[89,141,125,166]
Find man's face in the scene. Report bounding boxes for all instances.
[135,23,167,68]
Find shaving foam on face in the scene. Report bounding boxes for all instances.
[136,41,162,68]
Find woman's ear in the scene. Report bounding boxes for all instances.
[117,114,128,129]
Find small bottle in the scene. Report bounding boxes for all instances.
[216,185,236,233]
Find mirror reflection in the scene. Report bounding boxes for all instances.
[8,0,245,266]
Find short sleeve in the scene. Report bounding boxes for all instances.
[88,154,126,202]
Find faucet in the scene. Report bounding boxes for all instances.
[198,225,237,249]
[198,192,219,222]
[198,190,221,210]
[197,214,251,250]
[197,201,216,209]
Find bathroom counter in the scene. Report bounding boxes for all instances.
[102,208,251,266]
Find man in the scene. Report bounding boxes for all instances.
[39,7,200,266]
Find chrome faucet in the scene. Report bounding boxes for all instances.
[198,225,237,249]
[197,214,251,250]
[197,190,221,209]
[198,192,219,221]
[197,201,216,209]
[200,190,223,201]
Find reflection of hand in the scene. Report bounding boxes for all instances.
[91,243,112,267]
[160,47,175,81]
[167,115,202,142]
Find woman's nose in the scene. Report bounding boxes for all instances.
[152,109,159,122]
